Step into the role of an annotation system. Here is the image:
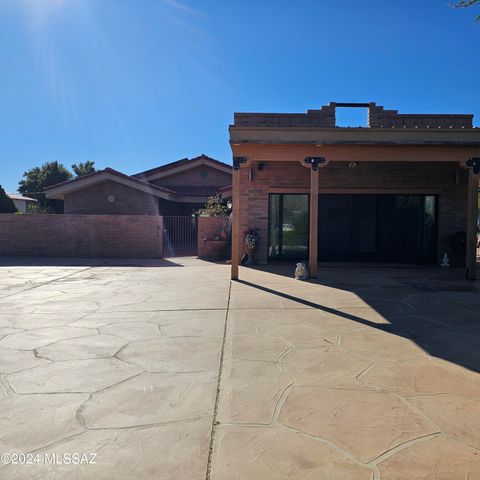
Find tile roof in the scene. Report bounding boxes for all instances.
[132,154,232,179]
[45,168,175,195]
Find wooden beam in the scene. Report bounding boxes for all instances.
[230,144,479,164]
[466,168,478,280]
[309,168,319,278]
[231,157,246,280]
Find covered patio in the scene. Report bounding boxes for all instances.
[229,102,480,280]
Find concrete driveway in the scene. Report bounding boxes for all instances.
[1,259,480,479]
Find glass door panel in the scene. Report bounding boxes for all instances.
[268,194,309,260]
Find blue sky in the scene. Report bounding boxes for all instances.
[0,0,479,193]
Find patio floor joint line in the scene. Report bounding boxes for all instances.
[205,279,232,480]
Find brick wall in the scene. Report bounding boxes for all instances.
[234,103,336,128]
[64,181,160,215]
[0,214,163,258]
[368,104,473,128]
[238,161,468,264]
[197,216,230,260]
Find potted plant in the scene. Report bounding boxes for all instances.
[243,229,259,265]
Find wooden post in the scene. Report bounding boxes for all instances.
[309,167,319,278]
[231,157,246,280]
[466,168,478,280]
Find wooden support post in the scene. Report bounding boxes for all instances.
[231,157,246,280]
[466,168,478,280]
[309,167,319,278]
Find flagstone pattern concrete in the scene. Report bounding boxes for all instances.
[0,260,480,479]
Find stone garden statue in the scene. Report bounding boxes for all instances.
[294,262,308,280]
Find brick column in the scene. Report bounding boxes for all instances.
[466,160,479,280]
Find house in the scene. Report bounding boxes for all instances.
[229,102,480,279]
[45,154,232,216]
[7,193,37,213]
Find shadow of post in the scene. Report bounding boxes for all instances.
[235,264,480,373]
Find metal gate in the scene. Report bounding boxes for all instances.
[162,216,198,257]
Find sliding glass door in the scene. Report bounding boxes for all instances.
[268,194,309,260]
[268,193,437,263]
[317,194,437,263]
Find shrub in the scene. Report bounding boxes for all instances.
[0,185,17,213]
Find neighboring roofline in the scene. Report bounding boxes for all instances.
[218,185,232,198]
[45,168,177,201]
[133,158,190,178]
[133,154,232,181]
[8,194,38,202]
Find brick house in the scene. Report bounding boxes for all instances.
[229,102,480,279]
[45,154,232,216]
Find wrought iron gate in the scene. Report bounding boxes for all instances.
[162,216,198,257]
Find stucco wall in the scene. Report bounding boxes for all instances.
[238,161,468,264]
[64,181,160,215]
[0,214,163,258]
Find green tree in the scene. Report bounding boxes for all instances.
[72,161,96,177]
[197,193,230,217]
[18,161,72,213]
[0,185,17,213]
[452,0,480,21]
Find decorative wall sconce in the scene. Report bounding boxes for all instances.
[348,161,357,169]
[248,168,254,181]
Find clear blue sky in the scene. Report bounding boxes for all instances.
[1,0,479,193]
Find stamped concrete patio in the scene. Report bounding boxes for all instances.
[1,259,480,479]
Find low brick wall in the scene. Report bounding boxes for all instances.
[0,214,163,258]
[198,217,231,260]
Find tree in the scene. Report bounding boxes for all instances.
[197,193,230,217]
[0,185,17,213]
[18,161,72,213]
[452,0,480,21]
[72,161,96,177]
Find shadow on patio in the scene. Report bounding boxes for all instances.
[234,263,480,373]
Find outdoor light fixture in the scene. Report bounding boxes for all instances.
[248,168,254,181]
[466,158,480,174]
[349,161,357,168]
[227,200,232,209]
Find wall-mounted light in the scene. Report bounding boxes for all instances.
[348,161,357,169]
[107,195,115,203]
[248,168,254,181]
[227,200,232,210]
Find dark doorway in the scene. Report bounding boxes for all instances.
[318,194,437,263]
